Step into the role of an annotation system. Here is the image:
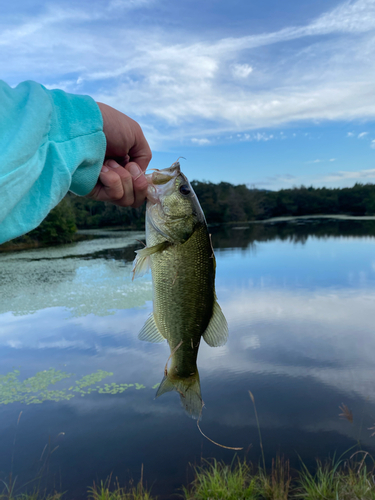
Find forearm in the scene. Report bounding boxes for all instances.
[0,80,106,244]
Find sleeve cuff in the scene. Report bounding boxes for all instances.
[47,88,107,196]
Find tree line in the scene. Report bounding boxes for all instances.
[2,182,375,248]
[192,181,375,221]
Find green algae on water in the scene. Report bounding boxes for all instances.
[0,369,149,405]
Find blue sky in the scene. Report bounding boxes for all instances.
[2,0,375,189]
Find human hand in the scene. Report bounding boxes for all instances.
[88,103,152,208]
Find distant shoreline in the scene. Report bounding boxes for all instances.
[2,214,375,253]
[0,232,93,253]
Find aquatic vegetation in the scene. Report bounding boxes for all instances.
[0,238,152,318]
[0,369,74,405]
[0,369,150,405]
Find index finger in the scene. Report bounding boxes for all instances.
[126,162,149,207]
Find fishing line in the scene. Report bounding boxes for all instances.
[196,404,243,451]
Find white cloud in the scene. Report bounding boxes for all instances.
[347,132,354,137]
[255,132,273,141]
[371,140,375,149]
[307,158,336,164]
[191,138,210,145]
[321,168,375,182]
[2,0,375,144]
[254,173,297,187]
[231,63,253,79]
[358,131,369,138]
[242,132,274,141]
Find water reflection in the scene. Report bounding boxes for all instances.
[0,220,375,499]
[211,218,375,248]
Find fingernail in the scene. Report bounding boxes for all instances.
[128,163,142,179]
[106,159,119,168]
[101,166,109,173]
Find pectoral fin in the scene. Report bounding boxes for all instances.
[138,314,165,343]
[202,298,228,347]
[132,242,170,280]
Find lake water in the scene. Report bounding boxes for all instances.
[1,219,375,499]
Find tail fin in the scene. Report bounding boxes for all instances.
[155,371,202,419]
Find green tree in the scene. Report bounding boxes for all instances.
[30,197,77,244]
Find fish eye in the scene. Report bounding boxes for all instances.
[179,184,191,196]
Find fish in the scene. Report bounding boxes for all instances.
[132,161,228,418]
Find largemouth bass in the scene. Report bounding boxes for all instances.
[132,161,228,418]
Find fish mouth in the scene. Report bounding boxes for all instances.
[146,161,182,203]
[146,161,181,186]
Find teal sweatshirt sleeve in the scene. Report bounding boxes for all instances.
[0,80,106,244]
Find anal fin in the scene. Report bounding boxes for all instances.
[203,298,228,347]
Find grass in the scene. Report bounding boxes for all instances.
[296,453,375,500]
[88,480,154,500]
[88,467,154,500]
[0,491,62,500]
[0,472,153,500]
[182,454,375,500]
[297,457,342,499]
[0,455,374,500]
[258,456,292,500]
[182,459,258,500]
[0,481,153,500]
[182,457,290,500]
